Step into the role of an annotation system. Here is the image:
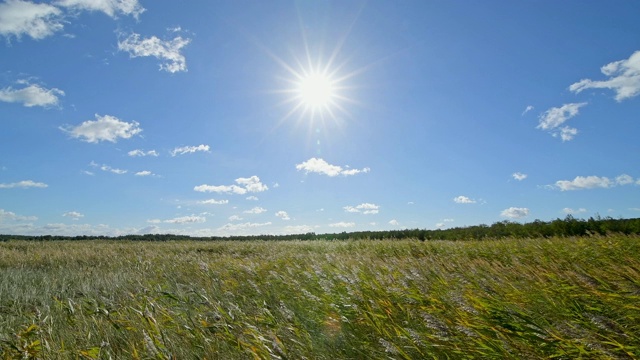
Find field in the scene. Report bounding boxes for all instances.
[1,235,639,359]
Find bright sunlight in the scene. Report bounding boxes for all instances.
[296,72,336,109]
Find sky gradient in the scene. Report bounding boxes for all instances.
[1,0,639,236]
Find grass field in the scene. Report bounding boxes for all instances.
[1,235,639,359]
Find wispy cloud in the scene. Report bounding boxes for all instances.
[128,149,158,157]
[275,210,290,220]
[163,215,206,224]
[296,158,370,177]
[329,221,355,228]
[0,180,48,189]
[90,162,127,174]
[118,32,191,73]
[563,207,587,214]
[512,172,528,181]
[198,199,229,205]
[552,174,636,191]
[195,176,268,195]
[244,207,267,214]
[134,170,155,177]
[453,195,476,204]
[388,219,399,226]
[62,211,84,220]
[343,203,379,214]
[217,221,272,234]
[570,50,640,101]
[0,0,63,40]
[56,0,145,19]
[62,114,141,143]
[171,144,209,156]
[521,105,534,116]
[0,82,64,107]
[537,103,587,141]
[501,207,529,219]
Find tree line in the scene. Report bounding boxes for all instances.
[2,215,639,242]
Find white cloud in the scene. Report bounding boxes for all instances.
[134,170,152,176]
[56,0,145,19]
[246,196,259,201]
[329,222,355,228]
[570,50,640,101]
[563,208,587,214]
[453,196,476,204]
[275,211,290,220]
[195,176,268,195]
[388,219,399,226]
[95,163,126,174]
[282,225,314,234]
[198,199,228,205]
[236,176,268,193]
[615,174,634,186]
[118,32,191,73]
[501,207,529,219]
[147,219,161,224]
[62,211,84,220]
[216,221,272,234]
[296,158,370,177]
[0,0,63,40]
[512,172,527,181]
[244,206,267,214]
[128,149,158,157]
[228,215,242,221]
[0,209,37,222]
[553,174,637,191]
[343,203,380,215]
[171,144,209,156]
[554,175,613,191]
[435,223,445,228]
[522,105,534,116]
[164,215,205,224]
[62,114,141,143]
[0,180,48,189]
[0,83,64,107]
[537,103,587,141]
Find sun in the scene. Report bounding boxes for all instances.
[296,71,336,109]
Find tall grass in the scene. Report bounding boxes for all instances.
[1,235,639,359]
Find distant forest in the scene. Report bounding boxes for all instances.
[2,216,640,242]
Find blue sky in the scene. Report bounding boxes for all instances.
[1,0,639,237]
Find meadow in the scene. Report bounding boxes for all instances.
[1,235,639,359]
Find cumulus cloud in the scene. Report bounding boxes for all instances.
[296,158,370,177]
[128,149,158,157]
[62,211,83,220]
[0,0,64,40]
[329,222,355,228]
[552,174,636,191]
[537,103,587,141]
[0,180,48,189]
[246,196,259,201]
[0,209,37,222]
[453,196,476,204]
[343,203,380,214]
[512,172,528,181]
[275,211,290,220]
[0,82,64,107]
[118,32,191,73]
[570,50,640,101]
[195,176,268,195]
[171,144,209,156]
[501,207,529,219]
[56,0,145,19]
[244,207,267,214]
[62,114,141,143]
[228,215,243,221]
[388,219,399,226]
